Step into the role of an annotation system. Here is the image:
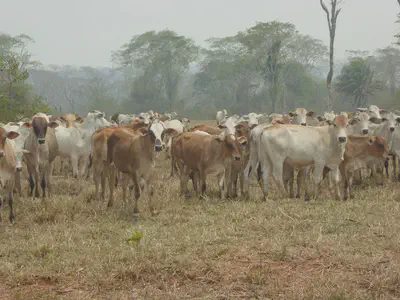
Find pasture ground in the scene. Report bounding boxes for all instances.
[0,120,400,299]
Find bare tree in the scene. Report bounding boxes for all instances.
[320,0,342,111]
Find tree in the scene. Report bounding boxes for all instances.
[113,30,199,110]
[335,57,382,107]
[320,0,342,111]
[0,33,48,121]
[373,47,400,95]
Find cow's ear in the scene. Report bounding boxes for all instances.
[48,122,59,129]
[288,112,296,117]
[396,117,400,123]
[75,117,83,123]
[59,116,67,122]
[316,116,324,122]
[368,138,374,145]
[370,117,382,124]
[214,132,225,142]
[357,108,367,112]
[164,128,178,137]
[238,136,248,146]
[22,122,32,128]
[306,111,315,117]
[138,127,149,136]
[349,118,359,125]
[6,131,19,140]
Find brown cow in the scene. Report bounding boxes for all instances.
[0,128,19,223]
[172,131,242,199]
[92,120,149,201]
[339,135,388,200]
[189,125,221,135]
[23,113,59,199]
[107,126,161,220]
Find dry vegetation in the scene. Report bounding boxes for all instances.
[0,121,400,299]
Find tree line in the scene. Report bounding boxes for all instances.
[1,2,400,120]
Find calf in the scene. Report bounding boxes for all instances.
[0,128,19,223]
[339,135,388,200]
[172,131,242,199]
[107,126,160,220]
[23,113,59,199]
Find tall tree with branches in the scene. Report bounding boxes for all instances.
[320,0,342,111]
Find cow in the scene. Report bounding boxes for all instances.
[246,113,263,129]
[181,117,191,132]
[216,110,228,125]
[56,111,111,179]
[348,112,371,135]
[288,108,316,126]
[0,128,19,223]
[338,135,388,200]
[357,105,385,121]
[255,115,349,200]
[392,128,400,181]
[160,119,185,158]
[107,126,161,220]
[92,120,148,201]
[3,122,31,196]
[172,131,242,199]
[189,125,221,135]
[23,113,59,199]
[59,113,77,128]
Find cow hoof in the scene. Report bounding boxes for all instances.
[185,195,191,200]
[9,216,15,224]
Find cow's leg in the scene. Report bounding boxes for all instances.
[101,162,109,201]
[243,149,258,200]
[392,155,397,181]
[296,169,305,199]
[93,160,102,201]
[132,174,141,221]
[312,164,324,200]
[343,175,349,201]
[261,162,270,200]
[398,157,400,181]
[219,172,226,200]
[34,167,40,199]
[385,157,389,178]
[71,155,79,179]
[107,165,116,208]
[199,170,207,198]
[121,173,130,204]
[8,189,14,224]
[41,173,46,199]
[330,167,341,201]
[272,163,288,199]
[0,196,3,223]
[283,164,294,198]
[15,171,22,198]
[46,162,55,197]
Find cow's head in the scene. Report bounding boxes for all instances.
[358,105,384,121]
[332,115,348,144]
[215,132,242,161]
[380,112,400,133]
[289,108,315,126]
[149,120,165,152]
[0,128,19,158]
[138,112,151,125]
[367,136,388,158]
[247,113,260,129]
[349,112,370,135]
[218,117,236,136]
[27,115,59,144]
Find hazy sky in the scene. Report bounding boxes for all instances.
[1,0,399,67]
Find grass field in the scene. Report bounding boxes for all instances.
[1,120,400,299]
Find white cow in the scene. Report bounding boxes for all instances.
[216,110,228,125]
[288,108,316,126]
[247,112,264,129]
[255,115,349,200]
[348,112,371,135]
[56,111,111,178]
[357,105,384,121]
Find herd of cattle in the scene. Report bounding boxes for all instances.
[0,105,399,223]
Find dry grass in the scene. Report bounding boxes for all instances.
[1,120,400,299]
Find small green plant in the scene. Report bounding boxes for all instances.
[125,231,143,250]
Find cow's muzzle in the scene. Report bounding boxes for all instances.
[155,145,163,152]
[234,156,241,161]
[362,129,369,135]
[38,138,45,144]
[301,123,307,126]
[390,127,395,132]
[16,167,22,172]
[0,152,4,158]
[338,136,347,143]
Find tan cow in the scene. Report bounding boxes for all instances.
[23,113,59,199]
[172,131,242,199]
[60,113,77,128]
[0,128,19,223]
[288,108,316,126]
[92,120,148,201]
[339,135,388,200]
[107,126,161,220]
[189,125,221,135]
